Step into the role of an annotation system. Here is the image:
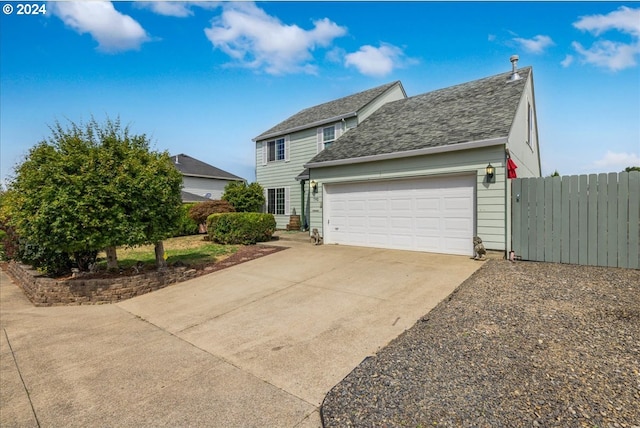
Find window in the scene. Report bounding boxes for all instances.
[267,138,286,162]
[322,126,335,149]
[317,124,341,152]
[267,187,288,215]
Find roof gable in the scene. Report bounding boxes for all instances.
[254,81,404,141]
[307,67,532,165]
[172,154,244,181]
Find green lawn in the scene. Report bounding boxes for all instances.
[97,235,238,270]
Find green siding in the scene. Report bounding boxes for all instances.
[256,129,318,229]
[310,146,508,251]
[358,85,406,122]
[255,86,406,230]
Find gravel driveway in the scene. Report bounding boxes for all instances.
[322,260,640,427]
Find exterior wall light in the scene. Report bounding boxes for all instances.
[485,162,496,183]
[310,180,318,193]
[486,163,495,178]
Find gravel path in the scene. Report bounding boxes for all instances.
[322,260,640,427]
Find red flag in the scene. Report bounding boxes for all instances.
[507,158,518,179]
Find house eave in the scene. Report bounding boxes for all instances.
[181,173,245,181]
[253,112,358,142]
[304,136,509,169]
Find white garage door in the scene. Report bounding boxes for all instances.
[324,175,475,255]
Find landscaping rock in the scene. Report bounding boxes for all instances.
[322,260,640,427]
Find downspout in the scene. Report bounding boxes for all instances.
[300,180,306,231]
[504,148,510,260]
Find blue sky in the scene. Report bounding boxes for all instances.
[1,1,639,186]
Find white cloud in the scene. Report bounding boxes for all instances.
[345,43,413,77]
[571,6,640,72]
[49,1,149,53]
[574,6,640,37]
[572,40,639,71]
[204,2,346,75]
[513,35,555,54]
[561,54,574,67]
[136,2,219,18]
[138,2,193,17]
[593,150,640,170]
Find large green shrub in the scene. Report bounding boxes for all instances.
[207,212,276,245]
[173,203,199,236]
[222,182,265,212]
[18,239,72,277]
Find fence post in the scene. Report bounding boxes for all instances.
[578,175,588,265]
[512,178,522,257]
[587,174,598,266]
[628,172,640,269]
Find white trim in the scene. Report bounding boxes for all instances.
[284,135,290,162]
[305,136,508,169]
[317,128,323,154]
[263,188,268,213]
[253,112,358,142]
[261,142,267,166]
[180,173,245,181]
[285,186,290,215]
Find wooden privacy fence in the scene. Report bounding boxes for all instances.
[511,171,639,269]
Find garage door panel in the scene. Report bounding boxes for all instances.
[444,197,471,210]
[390,198,412,211]
[367,199,388,211]
[368,216,387,228]
[325,176,475,255]
[416,197,440,211]
[367,232,388,245]
[348,200,367,212]
[415,216,440,229]
[389,217,412,230]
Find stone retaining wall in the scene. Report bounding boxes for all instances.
[5,261,197,306]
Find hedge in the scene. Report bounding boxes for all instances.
[207,212,276,245]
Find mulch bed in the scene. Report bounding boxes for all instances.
[322,260,640,427]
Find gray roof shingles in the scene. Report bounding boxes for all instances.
[307,67,531,165]
[254,81,402,141]
[171,153,245,181]
[181,190,211,203]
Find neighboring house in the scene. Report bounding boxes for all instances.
[255,57,542,257]
[171,153,245,202]
[253,81,407,229]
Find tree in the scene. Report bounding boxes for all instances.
[222,182,265,212]
[624,166,640,172]
[5,117,183,272]
[188,200,235,232]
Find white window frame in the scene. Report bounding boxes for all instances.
[317,123,343,153]
[266,187,290,215]
[262,136,290,164]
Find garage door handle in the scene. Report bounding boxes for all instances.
[327,219,330,225]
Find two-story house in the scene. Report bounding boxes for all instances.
[255,57,542,257]
[253,81,407,230]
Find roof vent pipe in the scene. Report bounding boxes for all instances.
[175,155,180,164]
[509,55,521,81]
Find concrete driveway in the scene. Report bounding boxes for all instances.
[1,238,481,427]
